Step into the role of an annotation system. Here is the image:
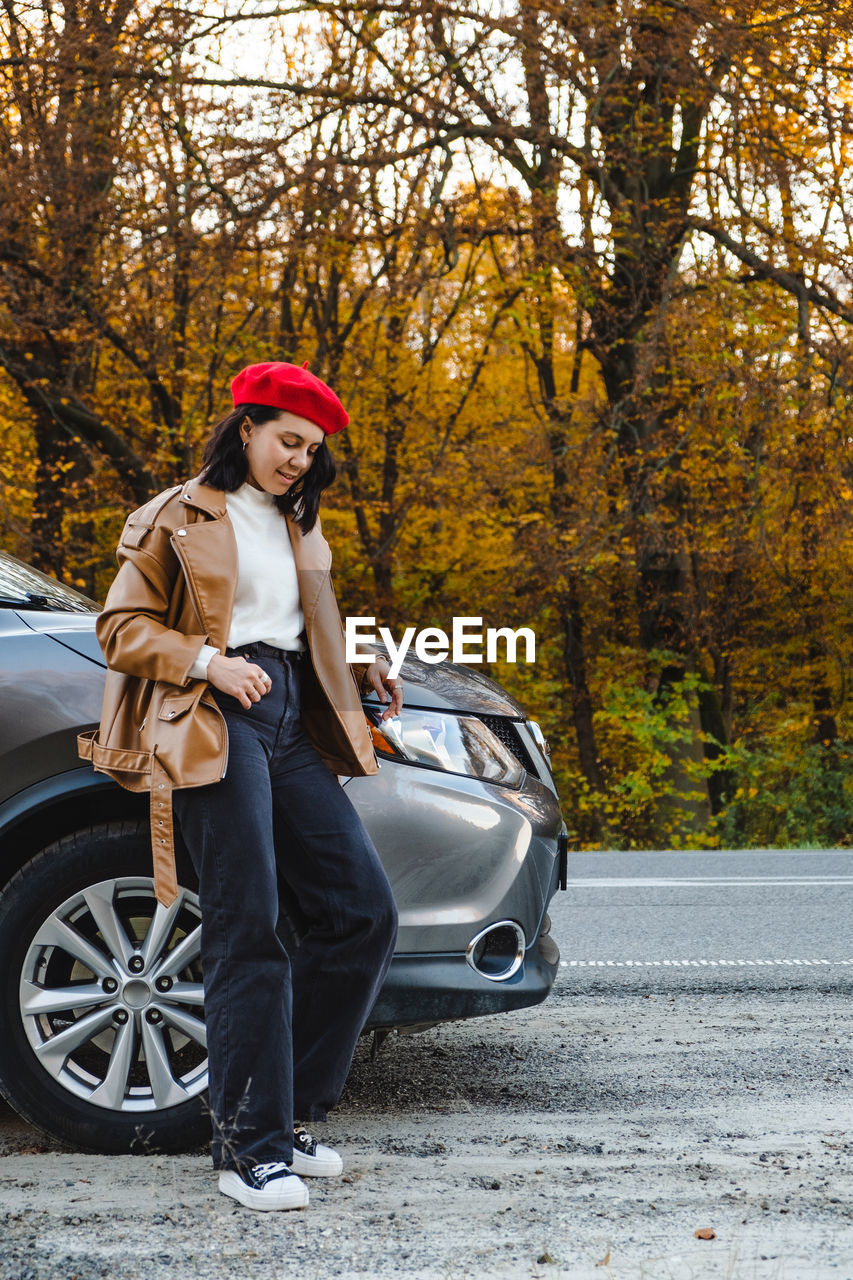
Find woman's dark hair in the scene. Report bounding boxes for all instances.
[199,403,335,533]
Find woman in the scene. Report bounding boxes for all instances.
[79,361,400,1212]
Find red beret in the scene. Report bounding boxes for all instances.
[230,361,349,435]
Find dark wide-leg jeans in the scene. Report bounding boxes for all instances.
[172,644,397,1172]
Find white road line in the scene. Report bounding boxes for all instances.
[562,877,853,888]
[559,958,853,968]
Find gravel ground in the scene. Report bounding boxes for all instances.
[1,978,851,1280]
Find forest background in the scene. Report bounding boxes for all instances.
[2,0,853,851]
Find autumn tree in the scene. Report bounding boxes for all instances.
[305,0,853,835]
[0,2,350,575]
[3,1,853,846]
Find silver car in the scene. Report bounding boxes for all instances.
[0,551,565,1153]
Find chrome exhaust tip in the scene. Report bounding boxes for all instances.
[465,920,526,982]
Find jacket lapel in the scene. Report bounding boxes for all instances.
[173,479,237,650]
[287,515,332,628]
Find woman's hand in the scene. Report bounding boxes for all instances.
[363,658,404,721]
[206,654,272,710]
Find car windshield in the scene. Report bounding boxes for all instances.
[0,551,99,613]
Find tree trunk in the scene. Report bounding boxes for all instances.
[29,414,89,577]
[560,572,604,842]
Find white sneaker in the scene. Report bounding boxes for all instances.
[219,1161,309,1211]
[290,1124,344,1177]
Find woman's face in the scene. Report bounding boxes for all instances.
[240,411,326,495]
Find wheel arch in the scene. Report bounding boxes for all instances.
[0,769,147,889]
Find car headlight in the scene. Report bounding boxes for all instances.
[366,708,525,788]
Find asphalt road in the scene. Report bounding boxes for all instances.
[0,849,851,1279]
[554,848,853,991]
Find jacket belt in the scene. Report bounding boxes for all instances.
[150,756,178,908]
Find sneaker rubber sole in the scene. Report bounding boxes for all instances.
[218,1169,309,1211]
[290,1145,344,1178]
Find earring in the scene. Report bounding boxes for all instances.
[242,440,248,451]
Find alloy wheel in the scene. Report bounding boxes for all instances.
[18,877,207,1112]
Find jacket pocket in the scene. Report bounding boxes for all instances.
[158,685,205,722]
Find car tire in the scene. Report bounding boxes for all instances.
[0,820,210,1154]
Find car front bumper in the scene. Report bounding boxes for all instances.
[366,927,561,1029]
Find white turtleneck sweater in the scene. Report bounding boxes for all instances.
[189,482,304,680]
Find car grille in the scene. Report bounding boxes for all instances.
[478,715,538,775]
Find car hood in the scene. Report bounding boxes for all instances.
[16,609,108,668]
[359,643,527,717]
[17,612,528,718]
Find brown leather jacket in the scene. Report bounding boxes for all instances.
[78,475,377,906]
